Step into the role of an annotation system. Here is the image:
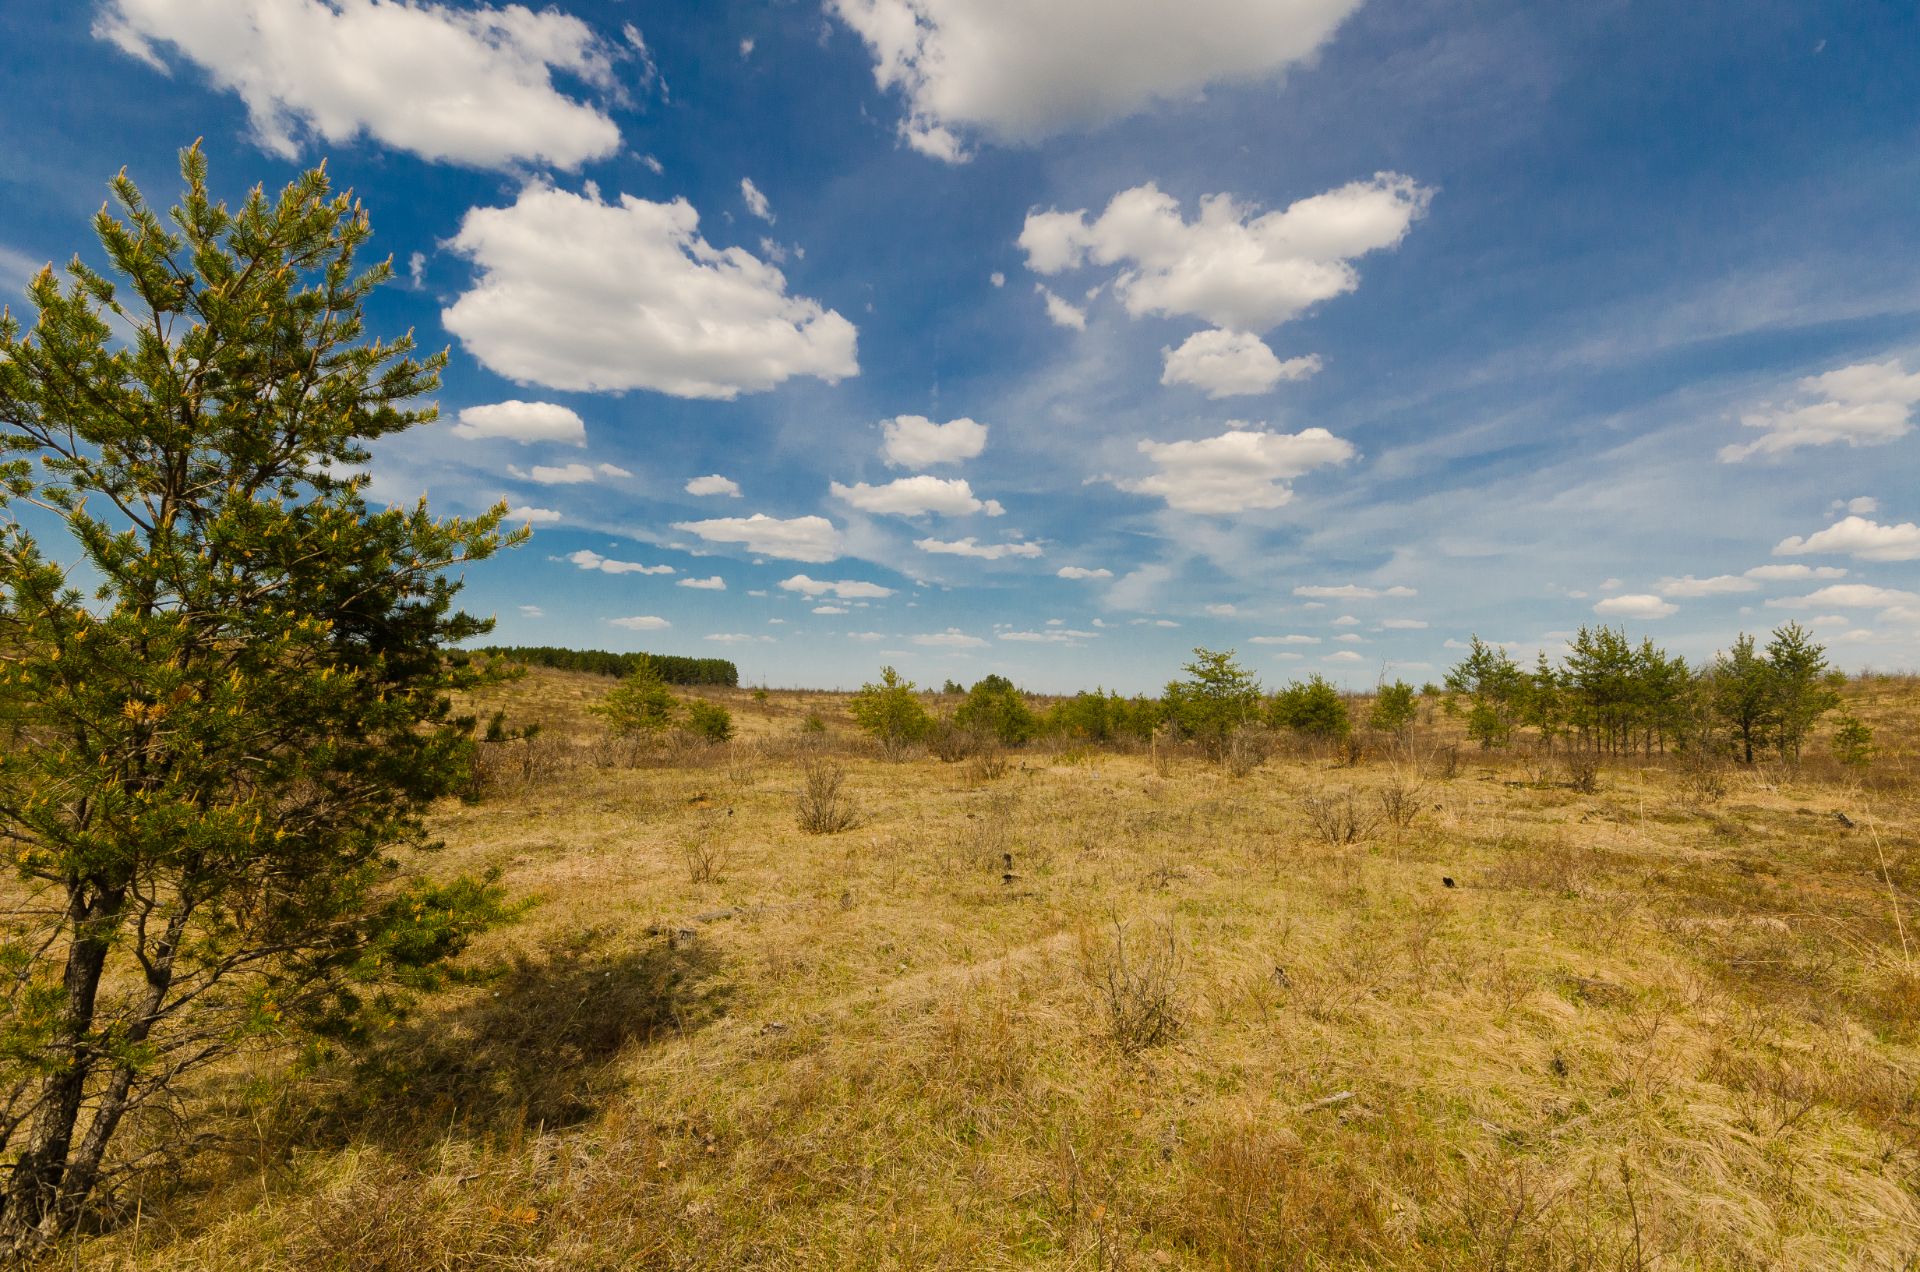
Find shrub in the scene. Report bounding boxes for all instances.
[1082,916,1184,1054]
[953,675,1037,745]
[685,700,734,743]
[1677,750,1727,806]
[592,657,678,738]
[1378,774,1423,827]
[1041,689,1163,744]
[795,758,858,834]
[1223,727,1273,777]
[1301,790,1376,845]
[1166,648,1264,761]
[1271,675,1352,741]
[1564,748,1599,793]
[926,717,988,762]
[1833,714,1875,769]
[1369,680,1417,734]
[848,666,933,755]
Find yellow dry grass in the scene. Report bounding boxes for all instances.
[54,672,1920,1270]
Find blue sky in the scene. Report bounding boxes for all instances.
[3,0,1918,692]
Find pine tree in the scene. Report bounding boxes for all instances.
[1711,633,1773,764]
[0,147,518,1248]
[1165,647,1263,758]
[1765,621,1840,762]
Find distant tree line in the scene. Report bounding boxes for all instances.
[468,645,738,686]
[1444,622,1843,761]
[824,622,1861,768]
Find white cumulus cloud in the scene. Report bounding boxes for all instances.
[677,576,726,590]
[506,505,562,524]
[1292,583,1416,599]
[999,628,1098,644]
[827,0,1362,158]
[1035,284,1087,329]
[1021,176,1432,331]
[1161,329,1320,397]
[1656,574,1758,597]
[914,537,1043,560]
[1720,360,1920,462]
[1057,566,1113,580]
[1116,426,1352,513]
[518,461,631,484]
[913,628,987,648]
[881,415,988,467]
[566,549,674,576]
[1767,584,1920,610]
[778,574,896,599]
[1251,634,1318,645]
[96,0,627,170]
[831,475,1005,517]
[685,474,742,497]
[1594,594,1677,619]
[452,400,586,446]
[1744,563,1848,581]
[444,183,857,399]
[1774,515,1920,562]
[608,615,670,631]
[740,177,774,222]
[674,514,843,563]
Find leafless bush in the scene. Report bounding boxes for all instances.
[1432,744,1460,781]
[927,719,991,763]
[1082,914,1184,1054]
[681,810,732,883]
[1677,751,1727,807]
[795,758,858,834]
[468,731,575,796]
[1223,727,1273,778]
[1301,789,1377,845]
[965,746,1010,784]
[1378,773,1424,828]
[588,732,652,769]
[1565,748,1600,794]
[726,741,761,788]
[1339,734,1366,768]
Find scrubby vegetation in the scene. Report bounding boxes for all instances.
[29,656,1917,1270]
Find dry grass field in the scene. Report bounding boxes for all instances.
[53,669,1920,1269]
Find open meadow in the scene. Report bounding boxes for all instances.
[58,668,1920,1270]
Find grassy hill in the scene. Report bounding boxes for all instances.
[61,672,1920,1269]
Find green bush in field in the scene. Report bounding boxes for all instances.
[953,674,1036,744]
[685,700,735,743]
[1164,647,1263,759]
[1368,680,1417,734]
[1270,675,1352,740]
[1832,714,1874,768]
[849,666,933,751]
[593,657,678,737]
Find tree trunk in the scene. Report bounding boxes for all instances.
[0,885,123,1253]
[50,907,189,1229]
